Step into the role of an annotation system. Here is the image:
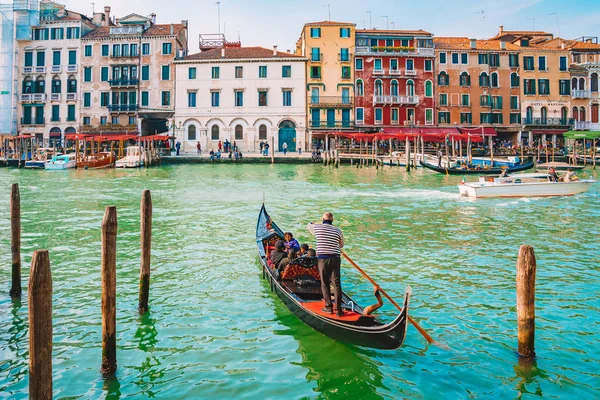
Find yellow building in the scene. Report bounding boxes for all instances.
[296,21,356,147]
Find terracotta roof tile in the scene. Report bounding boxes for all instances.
[182,46,304,61]
[82,23,185,39]
[490,30,553,40]
[433,37,520,51]
[357,29,432,36]
[304,21,355,26]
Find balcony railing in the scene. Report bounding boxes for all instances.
[310,53,324,63]
[309,120,354,129]
[388,69,402,76]
[338,54,352,62]
[355,46,435,57]
[107,105,139,112]
[109,79,139,87]
[573,120,591,130]
[523,117,573,126]
[51,65,61,73]
[373,69,385,76]
[110,54,139,59]
[20,93,47,102]
[21,118,45,126]
[50,93,60,101]
[110,26,143,35]
[23,66,33,74]
[404,70,417,76]
[572,89,591,99]
[35,66,46,73]
[309,96,353,107]
[67,65,77,73]
[373,95,419,105]
[66,93,77,101]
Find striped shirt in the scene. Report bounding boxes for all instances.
[307,221,344,258]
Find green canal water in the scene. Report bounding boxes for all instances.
[0,164,599,399]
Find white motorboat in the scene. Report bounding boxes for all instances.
[44,154,77,170]
[458,173,596,198]
[115,146,145,168]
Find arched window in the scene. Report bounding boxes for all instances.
[259,124,267,140]
[526,106,533,123]
[356,79,363,96]
[211,125,219,140]
[235,124,243,140]
[592,104,599,123]
[65,127,76,134]
[573,106,579,121]
[406,80,414,96]
[187,125,196,140]
[510,72,519,88]
[22,77,32,93]
[374,79,383,96]
[591,73,599,92]
[460,72,470,87]
[580,106,586,121]
[479,72,489,87]
[541,107,548,124]
[579,78,586,91]
[572,77,578,90]
[390,80,398,96]
[561,107,568,124]
[438,71,449,86]
[52,76,61,94]
[491,72,499,88]
[67,75,77,93]
[35,76,45,93]
[425,80,433,97]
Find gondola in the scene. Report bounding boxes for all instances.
[256,205,410,350]
[419,159,535,175]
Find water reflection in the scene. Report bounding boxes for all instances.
[102,374,121,399]
[513,357,547,398]
[136,312,159,350]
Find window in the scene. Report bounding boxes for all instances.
[460,72,470,87]
[50,27,63,40]
[340,27,351,38]
[390,59,398,71]
[186,125,196,141]
[438,71,449,86]
[492,96,503,110]
[67,77,77,93]
[341,66,351,79]
[188,91,197,107]
[425,80,433,97]
[82,116,90,126]
[406,80,414,96]
[36,51,45,66]
[139,91,148,107]
[461,53,468,64]
[510,73,520,88]
[406,59,414,71]
[439,93,448,106]
[424,59,432,71]
[161,91,170,106]
[480,95,491,107]
[189,67,196,79]
[461,94,470,106]
[234,90,244,106]
[538,56,547,71]
[374,59,382,71]
[509,54,519,67]
[235,66,243,78]
[33,28,48,40]
[66,27,80,39]
[131,44,138,57]
[310,27,321,38]
[356,107,364,123]
[355,58,363,70]
[311,47,321,61]
[112,44,120,58]
[84,45,92,57]
[51,78,60,93]
[282,65,291,78]
[375,108,383,124]
[521,39,529,47]
[162,42,172,55]
[538,79,550,95]
[478,54,489,64]
[491,113,503,124]
[524,56,534,71]
[141,65,149,81]
[591,73,598,92]
[510,113,521,124]
[121,44,130,57]
[101,44,109,56]
[452,53,459,64]
[559,79,570,95]
[340,48,349,62]
[390,80,398,96]
[460,112,472,124]
[391,108,399,124]
[489,53,500,67]
[111,116,119,125]
[258,90,268,106]
[211,91,220,107]
[161,65,170,80]
[84,67,92,82]
[559,56,567,72]
[259,124,267,140]
[259,65,267,78]
[100,92,109,107]
[425,109,433,125]
[510,96,519,110]
[52,50,60,66]
[480,113,491,124]
[524,79,536,95]
[491,72,499,88]
[374,80,383,96]
[282,90,292,106]
[438,112,450,124]
[310,66,321,79]
[439,52,447,64]
[67,105,75,121]
[83,92,91,108]
[211,125,220,140]
[235,125,243,140]
[24,51,33,67]
[212,66,220,79]
[356,80,363,96]
[142,43,150,55]
[51,105,59,121]
[479,72,490,87]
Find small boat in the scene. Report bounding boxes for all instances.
[6,158,24,168]
[256,205,410,349]
[458,173,596,198]
[420,159,534,175]
[25,148,56,169]
[44,154,77,170]
[77,152,115,169]
[455,156,522,168]
[115,146,145,168]
[537,162,585,171]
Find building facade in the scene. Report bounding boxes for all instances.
[174,46,307,153]
[80,10,188,136]
[568,37,600,131]
[355,29,435,129]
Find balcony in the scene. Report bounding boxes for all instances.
[20,93,47,103]
[66,93,77,101]
[573,120,591,130]
[35,66,46,73]
[110,26,143,35]
[108,105,139,113]
[309,54,324,63]
[388,69,402,76]
[21,118,45,126]
[523,117,573,126]
[404,70,417,76]
[109,79,139,88]
[373,95,419,105]
[355,46,434,57]
[51,65,61,73]
[338,54,352,63]
[23,66,33,74]
[572,89,591,99]
[309,96,353,107]
[67,65,77,73]
[50,93,60,102]
[110,54,139,59]
[309,120,354,129]
[373,69,385,76]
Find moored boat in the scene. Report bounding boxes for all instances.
[537,161,585,171]
[458,172,596,198]
[115,146,145,168]
[77,152,115,169]
[420,159,534,175]
[256,205,410,350]
[44,154,77,170]
[25,148,56,169]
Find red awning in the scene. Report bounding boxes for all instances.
[458,127,497,136]
[531,129,568,135]
[139,134,173,142]
[13,134,36,139]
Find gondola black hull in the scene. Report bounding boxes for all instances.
[419,159,535,175]
[256,205,410,350]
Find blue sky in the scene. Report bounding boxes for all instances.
[61,0,599,53]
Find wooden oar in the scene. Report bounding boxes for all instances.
[341,251,449,350]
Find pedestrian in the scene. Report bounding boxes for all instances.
[209,149,214,161]
[176,141,181,156]
[264,143,269,157]
[196,141,201,155]
[307,212,345,317]
[259,141,264,154]
[218,140,222,152]
[437,148,443,167]
[233,141,237,152]
[282,142,288,155]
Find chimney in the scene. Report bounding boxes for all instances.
[150,13,156,24]
[273,45,278,56]
[470,38,476,49]
[221,48,225,58]
[181,19,188,29]
[103,6,111,27]
[170,24,174,35]
[561,42,565,49]
[499,25,504,34]
[500,41,506,49]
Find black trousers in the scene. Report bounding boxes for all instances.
[318,256,342,312]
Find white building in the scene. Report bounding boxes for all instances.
[174,46,307,153]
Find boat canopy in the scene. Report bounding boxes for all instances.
[563,131,600,139]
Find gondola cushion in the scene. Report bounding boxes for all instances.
[280,256,320,281]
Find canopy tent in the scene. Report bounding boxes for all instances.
[65,133,139,141]
[563,131,600,139]
[139,134,173,142]
[458,127,498,137]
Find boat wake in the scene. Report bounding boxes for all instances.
[337,188,460,200]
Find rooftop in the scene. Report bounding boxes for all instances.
[356,29,432,37]
[183,46,304,61]
[82,23,186,39]
[303,21,355,27]
[433,37,520,51]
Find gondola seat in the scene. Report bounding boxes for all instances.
[280,256,320,281]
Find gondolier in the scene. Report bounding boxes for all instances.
[307,212,345,317]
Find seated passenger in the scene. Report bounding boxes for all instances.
[298,243,309,256]
[278,248,297,272]
[269,240,287,267]
[284,232,301,251]
[563,168,579,182]
[548,167,560,182]
[307,249,316,257]
[499,168,508,178]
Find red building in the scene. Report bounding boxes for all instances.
[354,29,435,130]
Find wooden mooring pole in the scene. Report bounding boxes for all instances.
[516,244,536,359]
[29,250,52,400]
[10,183,21,298]
[138,190,152,313]
[101,206,117,374]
